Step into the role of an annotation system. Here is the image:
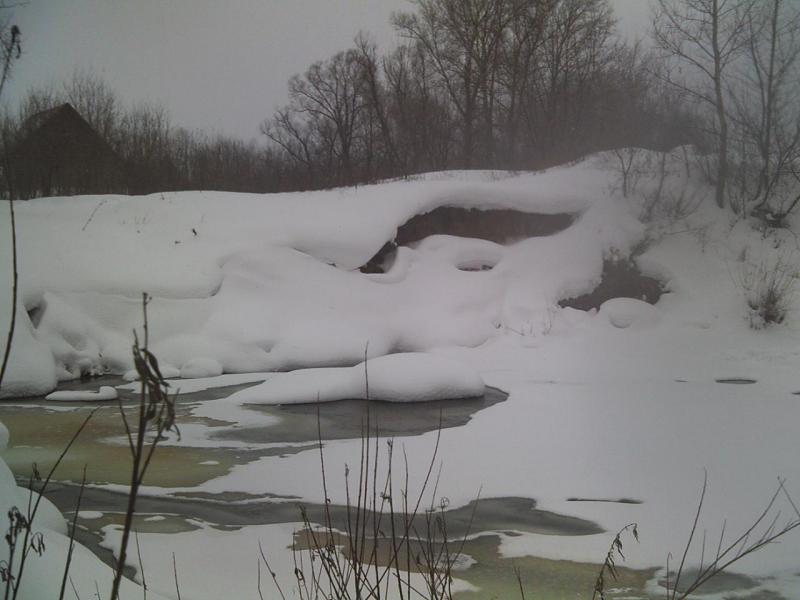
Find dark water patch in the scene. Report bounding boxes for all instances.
[567,497,643,504]
[658,569,760,595]
[558,259,666,311]
[397,206,575,244]
[0,373,284,487]
[217,386,508,445]
[453,534,657,600]
[442,497,603,537]
[361,207,575,272]
[295,529,656,599]
[735,592,788,600]
[457,263,495,272]
[1,379,506,487]
[39,485,602,583]
[0,373,266,406]
[715,378,757,385]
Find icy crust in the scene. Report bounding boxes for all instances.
[226,352,485,405]
[0,158,643,396]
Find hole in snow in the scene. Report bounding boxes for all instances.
[457,262,495,272]
[362,206,575,273]
[558,259,666,311]
[27,306,42,327]
[397,206,576,244]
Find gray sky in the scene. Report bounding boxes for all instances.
[4,0,651,141]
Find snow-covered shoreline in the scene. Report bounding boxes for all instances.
[2,149,799,598]
[1,157,643,397]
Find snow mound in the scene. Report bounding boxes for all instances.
[227,352,485,405]
[1,158,647,396]
[598,298,661,329]
[77,510,104,520]
[45,385,118,402]
[180,357,224,379]
[0,297,57,399]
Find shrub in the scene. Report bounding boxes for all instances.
[738,254,798,329]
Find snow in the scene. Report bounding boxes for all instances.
[77,510,104,519]
[224,352,485,405]
[45,384,118,402]
[179,356,224,378]
[2,148,800,597]
[598,297,661,329]
[1,160,639,393]
[0,443,159,599]
[0,296,56,398]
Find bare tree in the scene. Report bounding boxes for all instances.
[728,0,800,220]
[653,0,755,209]
[354,33,402,179]
[0,14,19,100]
[533,0,615,160]
[494,0,555,166]
[117,101,177,192]
[262,106,319,186]
[291,50,367,186]
[63,68,121,143]
[383,42,455,174]
[0,8,20,391]
[15,84,61,124]
[393,0,522,167]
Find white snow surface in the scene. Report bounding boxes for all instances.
[1,159,640,395]
[2,149,800,597]
[226,352,485,404]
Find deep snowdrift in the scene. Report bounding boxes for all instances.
[2,149,800,598]
[1,159,643,397]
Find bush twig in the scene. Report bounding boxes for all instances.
[110,293,179,600]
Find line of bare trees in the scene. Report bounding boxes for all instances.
[2,0,797,218]
[264,0,701,190]
[653,0,800,222]
[0,69,290,197]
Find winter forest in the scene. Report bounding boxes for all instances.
[1,0,800,599]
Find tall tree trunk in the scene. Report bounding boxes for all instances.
[712,0,729,209]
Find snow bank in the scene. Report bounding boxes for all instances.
[3,148,800,596]
[598,298,661,329]
[0,296,56,399]
[226,352,485,405]
[1,158,643,396]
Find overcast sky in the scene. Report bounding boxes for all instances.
[4,0,652,141]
